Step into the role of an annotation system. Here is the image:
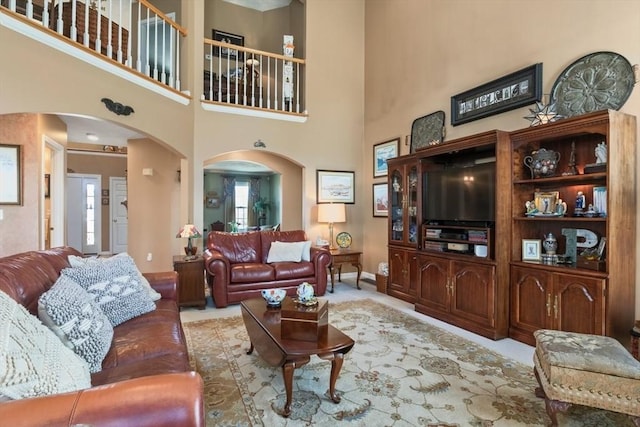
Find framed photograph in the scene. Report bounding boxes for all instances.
[372,183,388,217]
[44,174,50,198]
[212,29,244,61]
[0,144,22,205]
[451,63,542,126]
[373,138,399,177]
[534,191,559,215]
[316,170,355,204]
[206,197,220,209]
[522,239,542,261]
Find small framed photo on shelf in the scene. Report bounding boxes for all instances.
[372,183,388,217]
[522,239,542,261]
[534,191,559,214]
[373,138,399,178]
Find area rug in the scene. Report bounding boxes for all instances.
[183,299,633,426]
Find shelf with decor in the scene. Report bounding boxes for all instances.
[508,109,636,347]
[422,224,493,259]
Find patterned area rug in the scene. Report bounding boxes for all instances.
[183,299,633,426]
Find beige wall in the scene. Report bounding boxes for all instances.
[2,0,640,314]
[363,0,640,312]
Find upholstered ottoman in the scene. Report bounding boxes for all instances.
[533,329,640,426]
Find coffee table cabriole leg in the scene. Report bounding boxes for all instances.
[282,357,311,417]
[318,349,350,403]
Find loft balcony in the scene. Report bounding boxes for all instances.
[1,0,307,121]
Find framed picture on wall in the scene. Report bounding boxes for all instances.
[372,183,388,217]
[0,144,22,205]
[316,170,355,204]
[212,29,244,61]
[373,138,399,178]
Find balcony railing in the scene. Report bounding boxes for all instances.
[1,0,306,117]
[203,39,306,115]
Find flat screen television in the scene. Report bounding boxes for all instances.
[423,159,496,224]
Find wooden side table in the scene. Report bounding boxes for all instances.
[328,249,362,293]
[172,255,206,309]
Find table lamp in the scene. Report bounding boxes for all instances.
[318,203,345,250]
[176,224,202,260]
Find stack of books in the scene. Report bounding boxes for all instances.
[425,229,442,239]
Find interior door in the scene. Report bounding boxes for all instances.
[110,176,128,253]
[66,173,102,254]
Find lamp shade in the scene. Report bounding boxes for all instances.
[176,224,202,239]
[318,203,346,223]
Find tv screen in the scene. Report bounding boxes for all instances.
[423,160,496,223]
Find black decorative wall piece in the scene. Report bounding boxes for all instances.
[101,98,135,116]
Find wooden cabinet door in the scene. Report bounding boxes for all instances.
[450,260,495,328]
[388,248,408,293]
[416,254,450,313]
[510,266,553,337]
[407,251,419,298]
[553,273,605,335]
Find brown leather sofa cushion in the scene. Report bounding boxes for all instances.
[230,262,275,283]
[209,231,262,263]
[273,261,314,280]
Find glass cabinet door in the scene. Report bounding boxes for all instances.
[407,165,418,244]
[390,169,404,243]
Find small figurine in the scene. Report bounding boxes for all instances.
[595,142,607,164]
[574,191,586,215]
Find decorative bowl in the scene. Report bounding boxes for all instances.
[261,288,287,307]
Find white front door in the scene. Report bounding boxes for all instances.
[66,174,102,254]
[110,176,128,254]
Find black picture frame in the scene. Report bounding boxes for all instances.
[316,170,355,204]
[212,29,244,61]
[451,63,542,126]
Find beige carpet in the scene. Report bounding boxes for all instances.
[183,298,633,426]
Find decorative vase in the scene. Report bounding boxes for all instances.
[543,233,558,255]
[184,238,198,257]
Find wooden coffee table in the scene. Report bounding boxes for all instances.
[240,297,354,417]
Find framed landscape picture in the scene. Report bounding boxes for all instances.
[372,183,388,217]
[316,170,355,204]
[373,138,399,177]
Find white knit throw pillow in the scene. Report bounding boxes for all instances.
[0,290,91,400]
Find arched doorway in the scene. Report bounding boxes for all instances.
[203,150,304,232]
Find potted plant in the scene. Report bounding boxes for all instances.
[253,197,270,225]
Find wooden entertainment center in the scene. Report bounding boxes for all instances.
[387,110,636,346]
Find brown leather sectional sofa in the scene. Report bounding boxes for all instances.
[0,246,204,427]
[204,230,331,308]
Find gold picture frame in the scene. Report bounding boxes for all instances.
[534,191,559,215]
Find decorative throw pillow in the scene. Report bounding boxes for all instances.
[266,241,306,263]
[62,254,156,327]
[68,254,161,302]
[301,241,312,262]
[38,276,114,373]
[0,290,91,400]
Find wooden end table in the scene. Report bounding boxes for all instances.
[240,297,354,417]
[172,255,206,309]
[328,249,362,293]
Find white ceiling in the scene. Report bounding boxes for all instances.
[222,0,292,12]
[59,114,142,147]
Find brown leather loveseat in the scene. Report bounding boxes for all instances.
[0,246,204,427]
[203,230,331,308]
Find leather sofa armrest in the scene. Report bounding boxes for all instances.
[311,246,331,296]
[0,372,204,427]
[203,249,231,308]
[143,271,179,301]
